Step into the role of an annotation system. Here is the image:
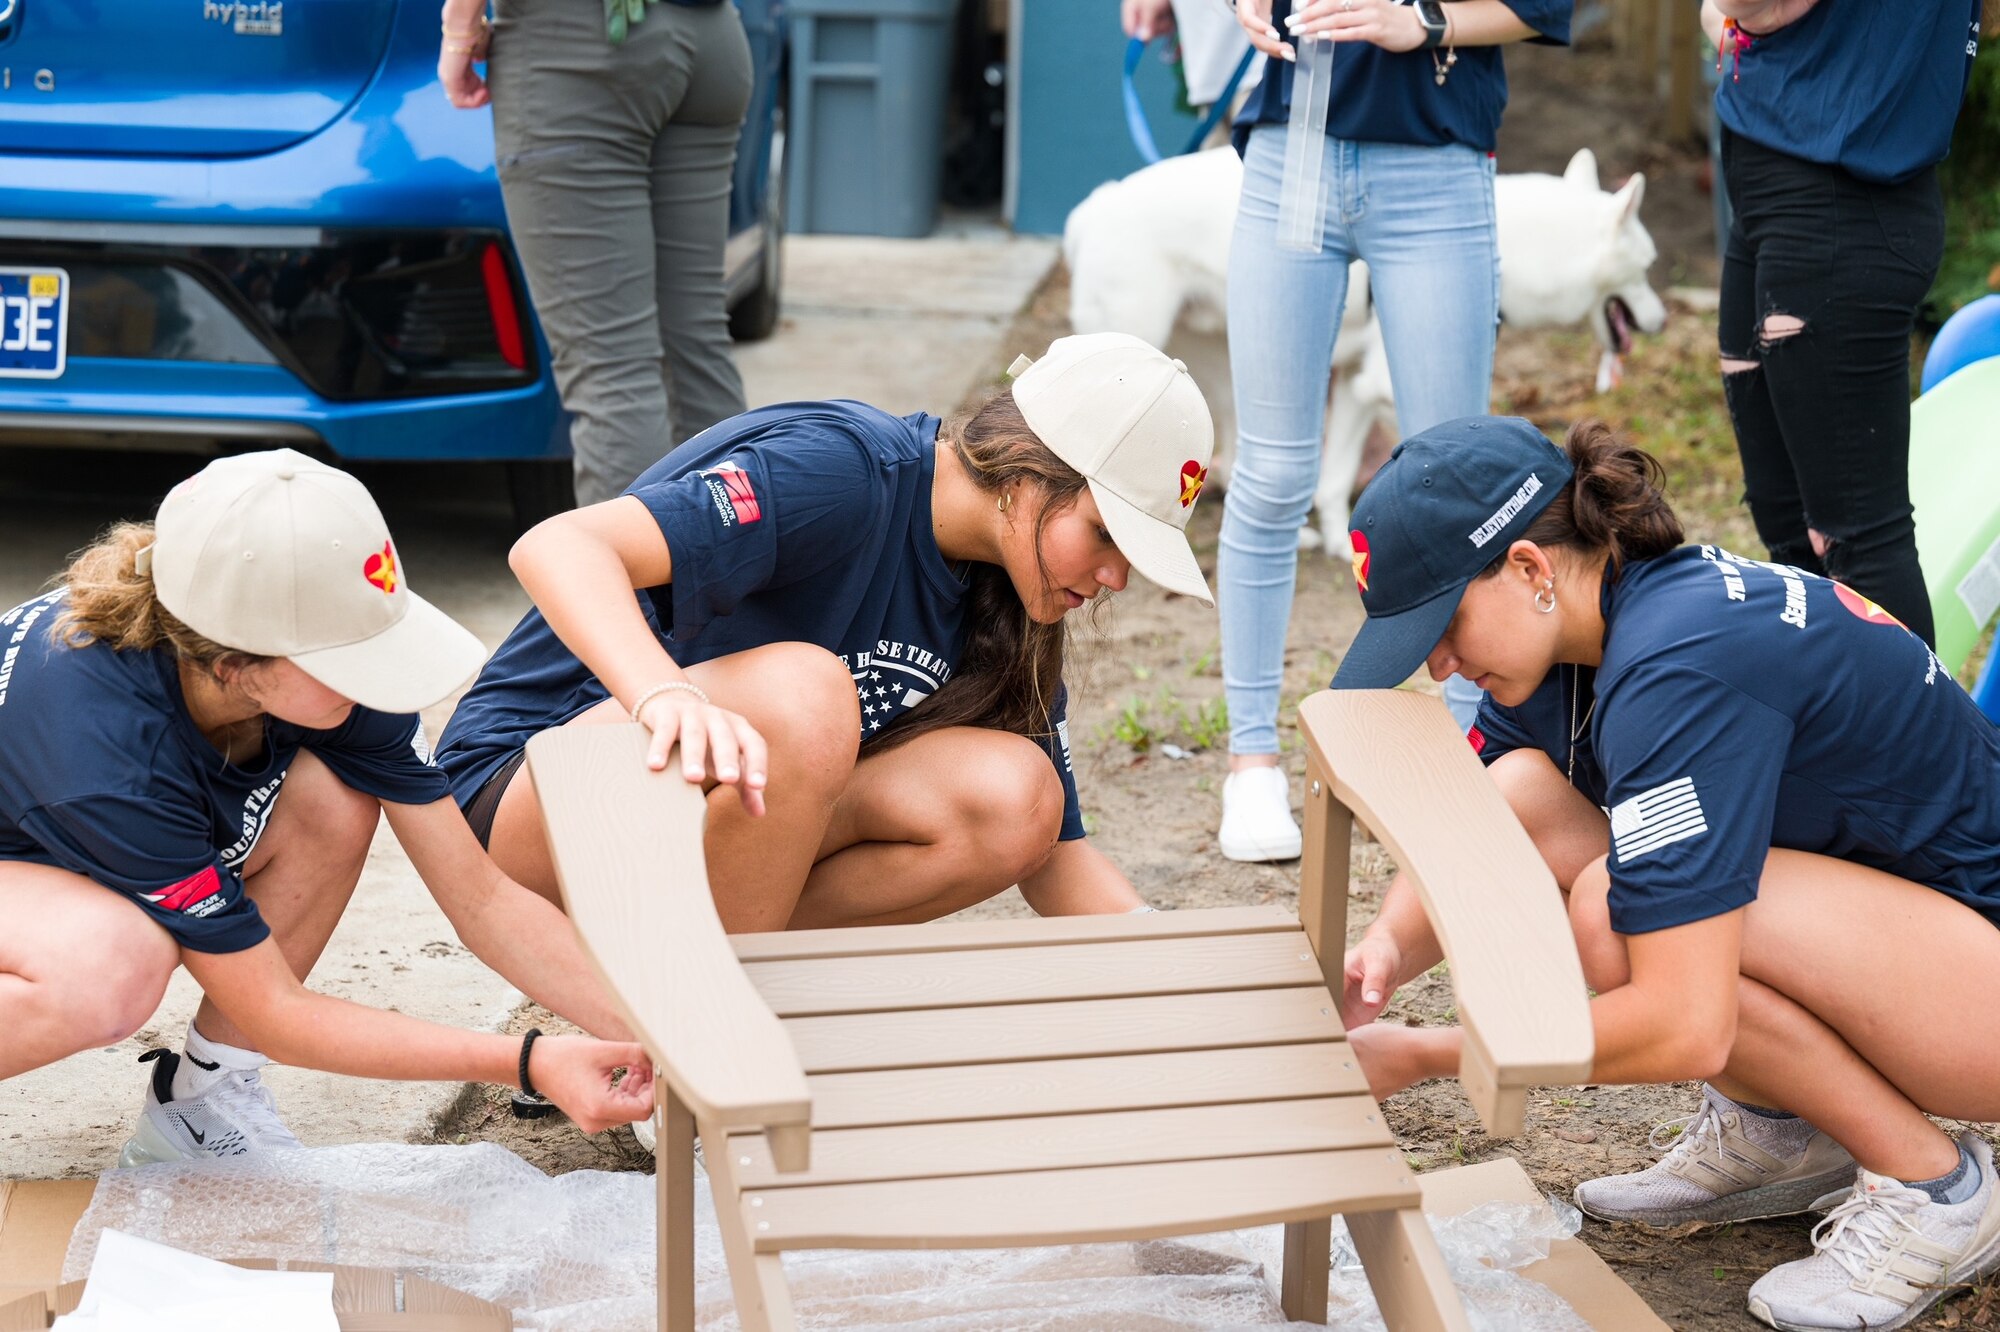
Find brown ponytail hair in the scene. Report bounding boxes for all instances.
[49,521,273,673]
[868,388,1088,753]
[1480,419,1683,582]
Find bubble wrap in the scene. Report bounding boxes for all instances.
[63,1144,1592,1332]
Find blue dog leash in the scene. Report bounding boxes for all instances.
[1122,37,1257,164]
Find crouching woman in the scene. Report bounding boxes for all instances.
[1332,416,2000,1331]
[437,333,1218,929]
[0,451,652,1165]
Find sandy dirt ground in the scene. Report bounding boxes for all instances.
[436,35,1993,1331]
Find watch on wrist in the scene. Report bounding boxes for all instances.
[1414,0,1448,47]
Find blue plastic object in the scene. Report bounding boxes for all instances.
[786,0,958,237]
[1121,38,1257,165]
[1921,294,2000,393]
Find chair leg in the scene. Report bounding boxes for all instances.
[1345,1207,1473,1332]
[1282,1218,1331,1323]
[702,1118,800,1332]
[658,1089,697,1332]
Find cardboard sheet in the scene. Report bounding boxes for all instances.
[0,1182,95,1307]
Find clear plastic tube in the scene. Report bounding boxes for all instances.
[1276,33,1335,253]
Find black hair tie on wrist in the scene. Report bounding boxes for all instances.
[512,1027,557,1120]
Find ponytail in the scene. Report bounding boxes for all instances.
[49,521,272,672]
[1497,420,1683,580]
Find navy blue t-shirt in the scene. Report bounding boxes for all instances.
[436,400,1087,841]
[1472,546,2000,935]
[1716,0,1979,184]
[0,591,449,953]
[1234,0,1571,153]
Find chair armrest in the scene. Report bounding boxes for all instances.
[526,724,811,1169]
[1298,689,1593,1136]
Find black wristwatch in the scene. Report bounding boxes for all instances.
[1414,0,1449,48]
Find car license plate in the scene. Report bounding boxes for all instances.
[0,267,69,378]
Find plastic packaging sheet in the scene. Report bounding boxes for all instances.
[65,1144,1592,1332]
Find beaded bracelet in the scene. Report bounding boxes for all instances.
[629,679,712,721]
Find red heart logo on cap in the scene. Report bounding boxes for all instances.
[1179,460,1206,508]
[363,541,399,596]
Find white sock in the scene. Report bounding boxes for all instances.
[171,1022,265,1101]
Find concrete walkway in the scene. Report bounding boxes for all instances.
[0,231,1057,1179]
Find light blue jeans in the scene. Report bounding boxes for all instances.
[1220,125,1499,752]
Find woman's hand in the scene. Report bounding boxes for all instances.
[1287,0,1426,52]
[437,22,491,109]
[1122,0,1176,41]
[1346,1021,1439,1102]
[636,688,770,816]
[1341,933,1402,1028]
[1234,0,1297,63]
[437,3,490,109]
[527,1036,657,1134]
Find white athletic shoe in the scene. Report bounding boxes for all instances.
[1574,1085,1858,1227]
[1218,766,1302,863]
[1748,1133,2000,1331]
[118,1049,305,1168]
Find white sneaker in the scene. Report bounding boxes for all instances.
[1218,767,1301,863]
[1748,1133,2000,1331]
[1574,1085,1858,1227]
[118,1049,305,1168]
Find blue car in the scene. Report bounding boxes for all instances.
[0,0,786,528]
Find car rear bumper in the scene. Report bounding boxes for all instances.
[0,358,565,462]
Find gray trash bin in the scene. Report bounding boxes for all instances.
[786,0,957,237]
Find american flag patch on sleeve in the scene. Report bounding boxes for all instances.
[1611,776,1709,863]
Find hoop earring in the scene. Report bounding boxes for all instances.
[1534,582,1558,614]
[996,490,1013,514]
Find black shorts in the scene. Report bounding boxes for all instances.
[462,749,528,850]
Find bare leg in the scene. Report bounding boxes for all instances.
[0,862,177,1080]
[1485,748,1610,900]
[1567,849,2000,1180]
[790,727,1065,929]
[488,642,862,931]
[194,750,378,1050]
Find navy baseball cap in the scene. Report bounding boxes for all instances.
[1331,416,1573,690]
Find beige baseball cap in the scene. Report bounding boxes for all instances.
[1006,332,1215,607]
[149,449,487,715]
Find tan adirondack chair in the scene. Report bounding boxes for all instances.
[525,688,1594,1332]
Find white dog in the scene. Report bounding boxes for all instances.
[1063,146,1667,558]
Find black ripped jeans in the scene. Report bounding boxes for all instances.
[1718,127,1946,646]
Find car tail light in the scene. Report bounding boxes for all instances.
[480,242,527,371]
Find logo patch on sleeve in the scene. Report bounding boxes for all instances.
[702,461,762,527]
[141,865,227,916]
[1467,725,1485,754]
[1611,776,1709,864]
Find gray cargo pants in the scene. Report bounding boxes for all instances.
[490,0,752,506]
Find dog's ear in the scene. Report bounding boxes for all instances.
[1612,172,1646,227]
[1563,148,1600,192]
